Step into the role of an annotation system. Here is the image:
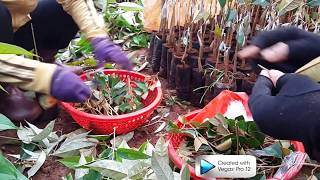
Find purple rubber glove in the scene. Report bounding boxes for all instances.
[91,37,133,70]
[51,67,91,102]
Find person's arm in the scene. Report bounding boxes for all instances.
[0,54,90,102]
[251,27,302,49]
[249,73,320,161]
[56,0,107,40]
[240,26,320,71]
[0,54,56,94]
[248,75,283,138]
[56,0,133,70]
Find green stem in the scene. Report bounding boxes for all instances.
[236,121,240,155]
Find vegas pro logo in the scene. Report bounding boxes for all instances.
[200,159,216,175]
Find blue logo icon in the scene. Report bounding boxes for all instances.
[200,159,215,175]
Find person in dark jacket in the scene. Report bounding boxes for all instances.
[238,26,320,161]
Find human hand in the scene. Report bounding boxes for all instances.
[259,69,285,87]
[238,43,289,63]
[50,67,91,102]
[238,27,320,69]
[249,73,320,161]
[268,70,285,87]
[91,37,133,70]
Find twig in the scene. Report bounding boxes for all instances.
[236,122,240,155]
[0,135,45,152]
[112,127,116,160]
[189,124,216,153]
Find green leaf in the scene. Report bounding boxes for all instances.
[155,137,168,156]
[76,36,93,55]
[166,121,180,133]
[237,23,246,47]
[59,156,94,169]
[0,114,17,131]
[20,144,36,160]
[0,42,36,57]
[0,153,28,180]
[85,160,127,179]
[214,25,222,38]
[87,134,112,141]
[62,173,74,180]
[119,102,130,113]
[252,0,270,6]
[99,148,113,159]
[226,9,237,23]
[194,137,209,152]
[307,0,320,6]
[52,132,98,157]
[181,129,197,138]
[215,114,228,126]
[218,0,227,9]
[180,163,191,180]
[111,132,134,147]
[151,151,174,180]
[247,122,265,146]
[206,129,216,138]
[117,2,143,12]
[138,141,149,152]
[17,126,34,143]
[277,0,303,16]
[75,154,90,179]
[116,148,150,160]
[132,34,149,48]
[113,81,126,89]
[252,143,283,158]
[82,170,102,180]
[215,138,232,152]
[154,122,167,134]
[32,120,55,142]
[193,11,210,22]
[127,161,150,179]
[217,124,229,136]
[136,81,148,93]
[27,150,46,178]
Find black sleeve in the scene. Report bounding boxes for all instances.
[287,38,320,68]
[276,73,320,96]
[249,75,274,108]
[251,26,303,49]
[250,74,320,161]
[251,26,320,69]
[249,75,289,140]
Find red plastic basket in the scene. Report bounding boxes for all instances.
[167,110,306,180]
[60,69,162,134]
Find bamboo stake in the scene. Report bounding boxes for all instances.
[251,6,260,37]
[233,43,239,73]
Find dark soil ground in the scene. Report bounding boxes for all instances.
[0,65,317,179]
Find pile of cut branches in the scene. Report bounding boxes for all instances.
[75,71,155,115]
[167,114,298,179]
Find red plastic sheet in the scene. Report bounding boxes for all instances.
[191,90,253,123]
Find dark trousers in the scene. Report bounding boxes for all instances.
[0,0,78,61]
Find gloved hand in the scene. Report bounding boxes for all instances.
[50,67,91,102]
[91,37,133,70]
[238,27,320,73]
[249,70,320,161]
